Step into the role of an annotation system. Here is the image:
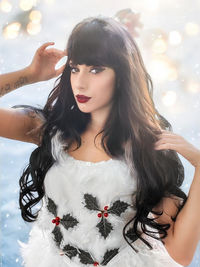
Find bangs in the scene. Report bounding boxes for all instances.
[67,18,123,68]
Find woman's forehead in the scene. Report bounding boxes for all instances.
[69,60,90,66]
[69,59,105,67]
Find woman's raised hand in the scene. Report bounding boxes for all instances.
[28,42,67,83]
[154,130,200,168]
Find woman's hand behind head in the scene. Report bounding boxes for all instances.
[27,42,67,83]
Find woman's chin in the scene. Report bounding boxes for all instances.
[77,105,92,113]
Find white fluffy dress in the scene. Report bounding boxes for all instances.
[18,131,183,267]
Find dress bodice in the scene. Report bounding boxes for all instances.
[39,130,138,266]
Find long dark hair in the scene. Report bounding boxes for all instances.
[18,16,187,252]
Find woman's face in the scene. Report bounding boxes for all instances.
[69,61,116,115]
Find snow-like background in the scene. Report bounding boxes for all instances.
[0,0,200,266]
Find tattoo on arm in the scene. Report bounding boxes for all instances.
[20,108,37,119]
[0,76,28,97]
[0,83,11,97]
[14,76,28,89]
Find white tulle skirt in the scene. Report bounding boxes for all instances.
[18,224,183,267]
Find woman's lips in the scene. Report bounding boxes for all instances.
[76,96,91,103]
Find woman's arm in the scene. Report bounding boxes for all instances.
[0,41,67,97]
[0,67,34,97]
[0,106,44,145]
[152,130,200,266]
[0,42,67,144]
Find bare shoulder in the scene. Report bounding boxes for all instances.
[0,106,45,145]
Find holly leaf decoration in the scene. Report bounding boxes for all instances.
[108,200,130,216]
[52,226,63,247]
[61,214,79,230]
[101,248,119,265]
[47,197,57,217]
[96,217,113,239]
[78,248,95,264]
[63,244,78,259]
[84,193,100,211]
[125,227,139,242]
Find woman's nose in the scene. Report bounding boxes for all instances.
[73,70,89,89]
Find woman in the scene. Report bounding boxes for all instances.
[1,16,200,267]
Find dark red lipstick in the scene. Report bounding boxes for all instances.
[76,94,91,103]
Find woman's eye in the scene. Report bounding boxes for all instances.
[90,67,104,74]
[69,66,104,74]
[70,67,77,73]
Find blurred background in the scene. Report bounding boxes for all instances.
[0,0,200,266]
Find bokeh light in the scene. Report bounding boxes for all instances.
[0,0,12,13]
[19,0,35,11]
[187,81,200,93]
[152,38,168,54]
[26,21,41,35]
[185,22,199,36]
[168,30,183,46]
[149,56,178,82]
[29,10,42,24]
[162,90,177,107]
[3,22,21,39]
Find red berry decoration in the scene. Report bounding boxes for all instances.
[97,213,102,218]
[52,216,60,225]
[104,205,108,210]
[104,213,108,217]
[93,262,99,266]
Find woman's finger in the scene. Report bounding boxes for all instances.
[46,49,67,59]
[37,42,55,53]
[154,142,179,150]
[157,134,178,140]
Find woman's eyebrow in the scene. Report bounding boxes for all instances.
[68,62,104,68]
[69,62,91,67]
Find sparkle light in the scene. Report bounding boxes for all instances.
[149,57,178,82]
[162,90,177,107]
[3,22,21,39]
[29,10,42,23]
[185,22,199,36]
[27,21,41,35]
[187,81,200,93]
[0,0,12,12]
[152,38,167,54]
[19,0,34,11]
[168,31,182,46]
